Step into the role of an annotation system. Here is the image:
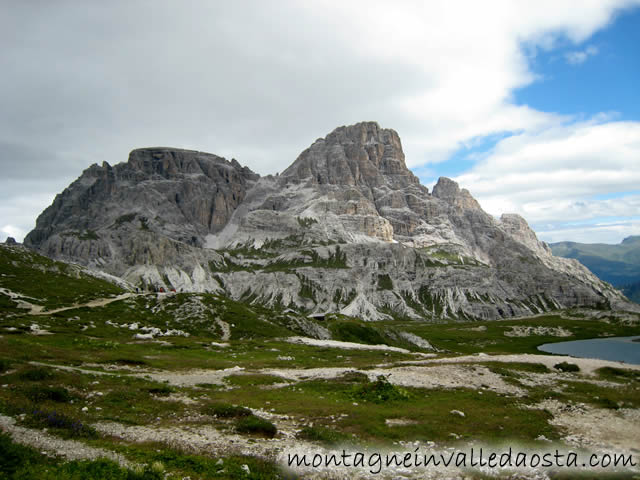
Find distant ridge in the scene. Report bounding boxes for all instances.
[550,236,640,302]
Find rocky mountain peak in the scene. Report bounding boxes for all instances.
[24,121,633,322]
[432,177,481,210]
[281,121,420,190]
[125,147,259,181]
[499,213,551,257]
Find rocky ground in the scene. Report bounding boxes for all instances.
[3,339,639,479]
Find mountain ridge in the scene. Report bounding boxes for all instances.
[550,236,640,302]
[24,122,635,320]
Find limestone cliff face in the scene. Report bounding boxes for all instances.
[282,122,418,188]
[273,122,426,242]
[25,148,256,282]
[24,123,634,320]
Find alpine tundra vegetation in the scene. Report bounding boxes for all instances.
[1,123,639,479]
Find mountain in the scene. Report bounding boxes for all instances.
[550,236,640,302]
[24,122,633,321]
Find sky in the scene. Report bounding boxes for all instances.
[1,1,639,245]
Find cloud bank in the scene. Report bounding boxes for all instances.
[1,0,639,243]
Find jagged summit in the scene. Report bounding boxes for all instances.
[26,147,258,252]
[432,177,481,210]
[282,121,419,190]
[24,122,634,321]
[124,147,257,180]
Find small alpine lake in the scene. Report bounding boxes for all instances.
[538,335,640,365]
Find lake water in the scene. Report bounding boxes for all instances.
[538,336,640,365]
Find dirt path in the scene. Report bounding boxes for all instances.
[0,414,129,466]
[30,292,134,315]
[28,361,121,377]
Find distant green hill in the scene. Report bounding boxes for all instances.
[550,236,640,302]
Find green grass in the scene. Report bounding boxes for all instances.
[329,320,388,345]
[377,274,393,290]
[145,384,174,396]
[0,433,163,479]
[0,244,124,309]
[562,381,640,410]
[201,375,559,445]
[235,415,277,438]
[352,375,411,403]
[201,402,253,418]
[0,363,193,428]
[224,373,286,386]
[392,313,640,355]
[19,366,56,381]
[297,425,352,446]
[105,442,294,480]
[0,358,12,373]
[521,377,640,412]
[485,362,551,375]
[2,251,640,475]
[24,385,73,403]
[596,366,640,383]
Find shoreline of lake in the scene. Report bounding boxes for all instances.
[538,336,640,365]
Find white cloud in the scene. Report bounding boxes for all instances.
[537,219,640,244]
[565,45,599,64]
[1,1,640,241]
[455,118,640,242]
[0,225,26,242]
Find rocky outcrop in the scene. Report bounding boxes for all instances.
[25,148,256,284]
[24,123,635,320]
[432,177,482,210]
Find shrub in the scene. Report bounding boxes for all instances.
[224,374,284,386]
[0,359,10,373]
[554,362,580,373]
[19,367,55,381]
[0,432,44,476]
[146,385,174,396]
[235,415,277,438]
[115,213,137,226]
[202,402,252,418]
[377,274,393,290]
[28,409,97,438]
[25,386,72,403]
[297,426,349,445]
[111,358,147,366]
[352,375,411,403]
[597,397,620,410]
[335,370,369,384]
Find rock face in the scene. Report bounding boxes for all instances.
[25,148,257,291]
[25,122,634,320]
